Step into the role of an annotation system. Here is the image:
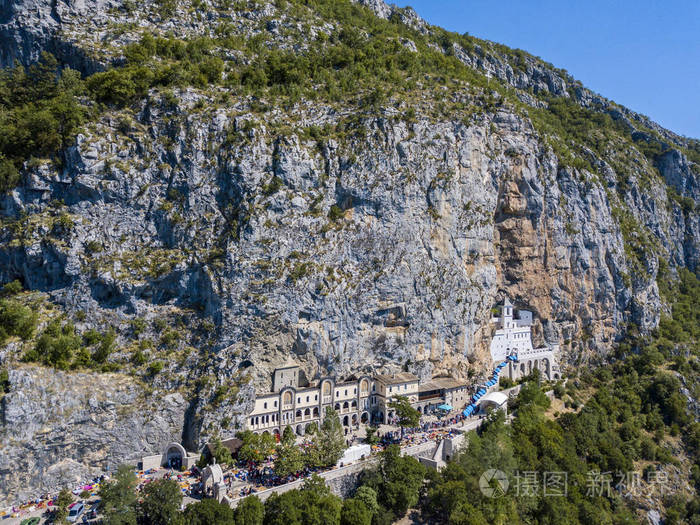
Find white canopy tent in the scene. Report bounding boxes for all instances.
[336,444,371,466]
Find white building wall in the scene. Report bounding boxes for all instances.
[294,390,320,408]
[333,384,357,401]
[490,302,533,362]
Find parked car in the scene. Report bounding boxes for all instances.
[67,501,85,522]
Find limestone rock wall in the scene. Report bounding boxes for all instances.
[0,367,187,504]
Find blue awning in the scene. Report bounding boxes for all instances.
[437,404,453,411]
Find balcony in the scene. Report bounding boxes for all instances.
[419,393,442,401]
[322,396,332,404]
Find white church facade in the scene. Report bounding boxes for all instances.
[489,297,561,381]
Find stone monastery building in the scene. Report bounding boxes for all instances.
[246,365,470,436]
[246,297,558,436]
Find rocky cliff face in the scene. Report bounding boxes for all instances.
[0,366,188,503]
[0,0,698,505]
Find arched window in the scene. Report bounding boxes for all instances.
[360,379,369,394]
[283,391,292,405]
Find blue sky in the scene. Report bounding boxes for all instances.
[392,0,700,139]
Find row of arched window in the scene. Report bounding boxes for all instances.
[334,400,358,412]
[250,413,278,427]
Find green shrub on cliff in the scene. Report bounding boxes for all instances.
[23,319,82,370]
[0,52,86,191]
[0,298,38,344]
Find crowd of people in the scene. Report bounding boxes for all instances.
[376,412,478,449]
[137,468,202,499]
[222,459,331,499]
[0,475,105,521]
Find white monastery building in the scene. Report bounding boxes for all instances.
[489,297,561,381]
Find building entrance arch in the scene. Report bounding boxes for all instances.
[164,442,186,469]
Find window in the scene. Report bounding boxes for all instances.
[306,396,309,402]
[404,384,407,390]
[315,394,318,401]
[274,400,278,407]
[264,402,267,409]
[389,386,392,393]
[344,389,348,395]
[297,397,301,403]
[354,387,357,394]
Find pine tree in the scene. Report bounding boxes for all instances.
[310,407,345,467]
[100,464,138,525]
[387,395,420,436]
